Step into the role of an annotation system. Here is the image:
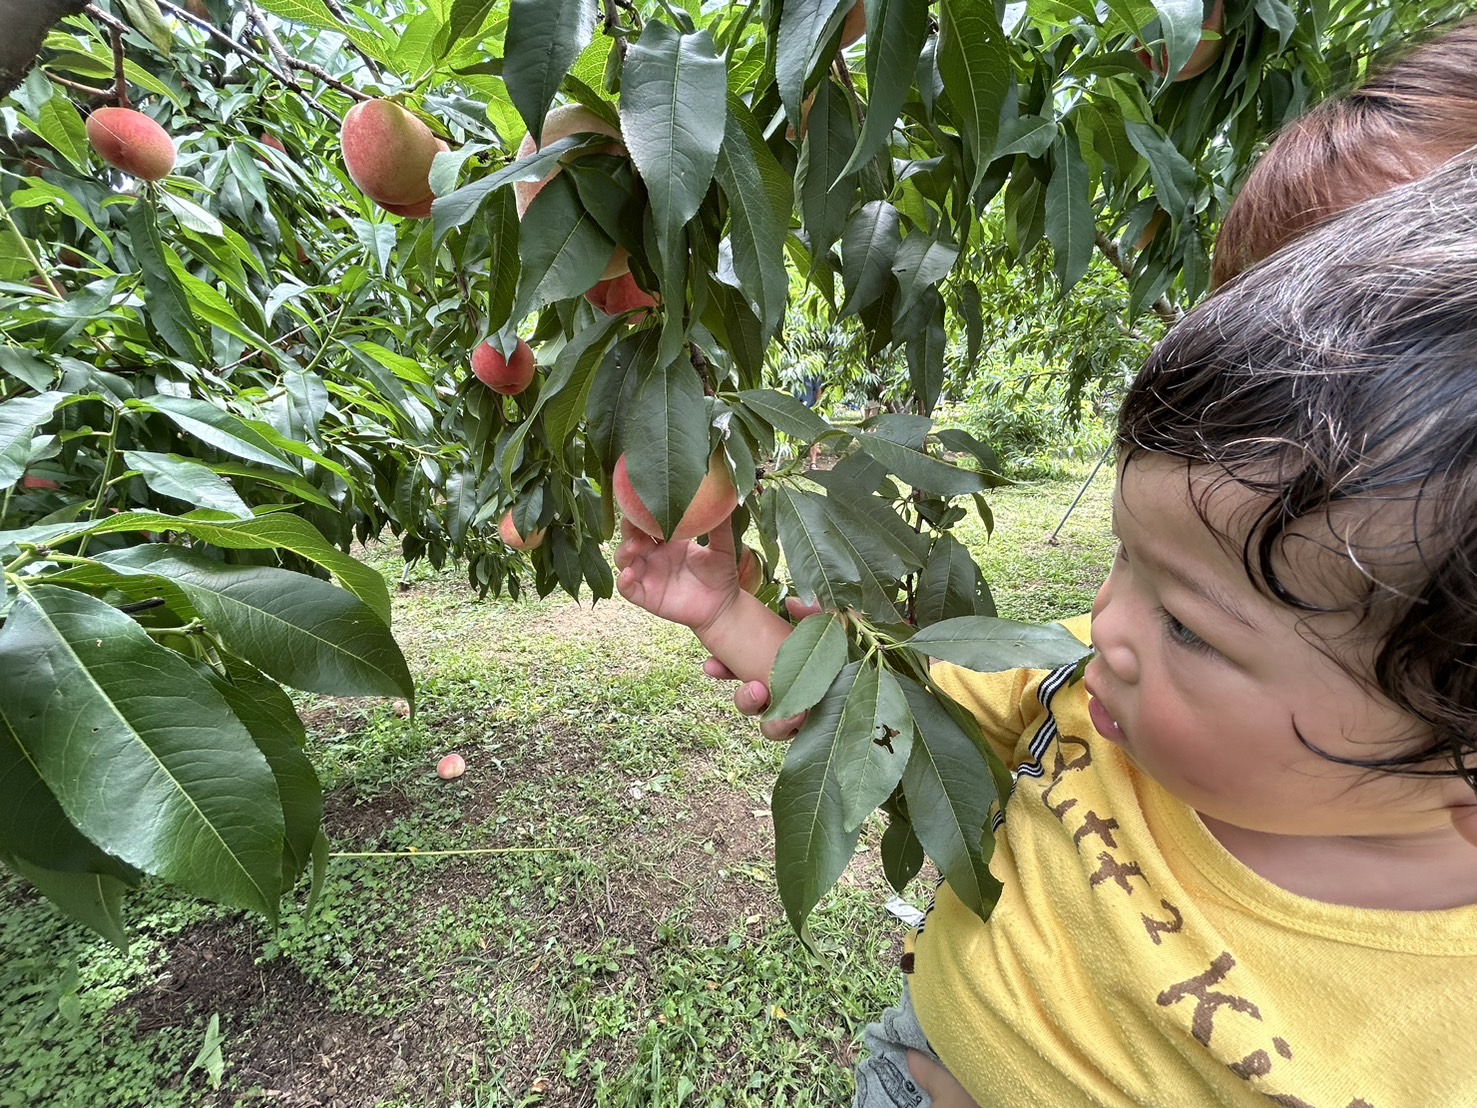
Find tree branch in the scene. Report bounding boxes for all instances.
[155,0,344,124]
[0,0,91,101]
[245,3,370,105]
[317,0,384,80]
[1094,230,1182,327]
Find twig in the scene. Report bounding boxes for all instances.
[246,3,369,103]
[1094,230,1182,327]
[45,73,111,98]
[109,24,127,108]
[318,0,383,79]
[82,3,127,33]
[155,0,343,124]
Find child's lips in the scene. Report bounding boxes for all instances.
[1085,687,1126,745]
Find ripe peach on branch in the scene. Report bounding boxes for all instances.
[86,107,175,181]
[499,511,545,551]
[585,271,658,323]
[340,99,446,217]
[613,451,738,543]
[515,103,629,279]
[471,338,536,396]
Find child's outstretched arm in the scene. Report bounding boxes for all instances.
[614,516,793,687]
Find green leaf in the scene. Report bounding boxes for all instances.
[905,289,947,415]
[1124,120,1196,216]
[775,0,849,135]
[915,532,994,625]
[0,392,65,490]
[771,485,863,611]
[771,661,864,935]
[906,615,1090,672]
[0,586,286,918]
[252,0,392,63]
[852,429,986,497]
[937,0,1008,194]
[620,22,727,277]
[140,395,296,472]
[2,856,132,949]
[898,675,1002,920]
[158,191,225,238]
[513,173,613,314]
[540,312,625,464]
[890,234,959,322]
[584,330,657,473]
[767,612,850,721]
[716,97,791,335]
[842,0,931,178]
[841,201,902,316]
[205,664,321,883]
[1150,0,1208,78]
[880,813,924,893]
[483,186,521,332]
[123,451,253,518]
[834,662,913,831]
[994,113,1058,160]
[622,358,710,541]
[448,0,498,45]
[433,134,585,240]
[29,94,89,173]
[1045,130,1095,292]
[0,693,140,879]
[125,202,204,362]
[797,78,859,266]
[7,178,108,243]
[118,0,173,55]
[505,0,597,140]
[98,546,414,702]
[1,511,392,628]
[736,388,832,442]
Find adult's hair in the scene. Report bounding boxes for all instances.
[1120,155,1477,785]
[1211,17,1477,289]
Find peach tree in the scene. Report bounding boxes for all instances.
[0,0,1467,941]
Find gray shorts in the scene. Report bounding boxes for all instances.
[852,983,949,1108]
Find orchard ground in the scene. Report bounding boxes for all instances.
[0,458,1114,1108]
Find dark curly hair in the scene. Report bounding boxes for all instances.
[1121,156,1477,789]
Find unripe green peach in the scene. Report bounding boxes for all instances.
[86,107,176,181]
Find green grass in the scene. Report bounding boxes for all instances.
[0,459,1117,1107]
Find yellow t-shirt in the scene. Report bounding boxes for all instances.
[911,616,1477,1106]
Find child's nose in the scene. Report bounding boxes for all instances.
[1089,571,1140,684]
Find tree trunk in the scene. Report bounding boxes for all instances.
[0,0,92,101]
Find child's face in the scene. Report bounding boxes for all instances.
[1084,453,1467,840]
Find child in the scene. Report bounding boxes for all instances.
[615,158,1477,1104]
[1212,16,1477,288]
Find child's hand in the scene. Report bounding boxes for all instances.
[702,595,823,739]
[906,1051,982,1108]
[615,516,742,636]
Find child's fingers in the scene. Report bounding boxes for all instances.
[702,515,738,560]
[702,657,738,681]
[732,679,770,716]
[783,596,823,621]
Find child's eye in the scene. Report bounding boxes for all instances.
[1157,607,1213,654]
